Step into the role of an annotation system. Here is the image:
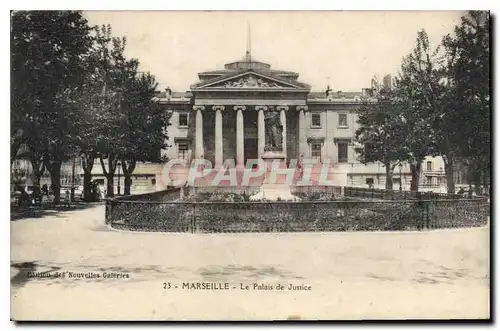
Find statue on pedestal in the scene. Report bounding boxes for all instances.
[264,111,283,151]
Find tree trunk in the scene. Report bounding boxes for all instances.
[81,154,95,202]
[49,161,62,204]
[100,155,117,198]
[30,156,44,188]
[384,162,393,190]
[409,162,421,192]
[106,173,114,198]
[443,155,456,194]
[33,171,41,188]
[121,160,136,196]
[11,136,22,167]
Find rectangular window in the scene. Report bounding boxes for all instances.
[426,176,432,185]
[178,142,189,161]
[311,143,322,161]
[338,142,348,163]
[338,113,348,127]
[311,113,321,128]
[178,113,188,127]
[426,161,433,171]
[366,178,374,185]
[151,178,156,185]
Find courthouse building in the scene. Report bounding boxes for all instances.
[11,51,447,193]
[153,52,446,190]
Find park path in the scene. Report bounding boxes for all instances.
[11,205,489,320]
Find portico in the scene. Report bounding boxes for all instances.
[193,103,309,168]
[189,52,311,168]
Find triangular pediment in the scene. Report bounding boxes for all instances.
[195,71,305,90]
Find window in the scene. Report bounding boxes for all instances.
[426,176,432,185]
[393,178,401,184]
[338,114,348,127]
[178,142,189,161]
[151,178,156,185]
[178,113,188,127]
[311,143,322,161]
[311,113,321,128]
[366,178,374,185]
[338,142,348,163]
[426,161,433,171]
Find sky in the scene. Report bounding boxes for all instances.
[84,11,465,93]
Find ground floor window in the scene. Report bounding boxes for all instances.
[338,142,348,163]
[177,142,189,161]
[311,143,322,161]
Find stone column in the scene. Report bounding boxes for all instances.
[297,106,308,158]
[193,106,205,159]
[256,106,267,159]
[277,106,288,157]
[213,106,224,168]
[234,106,246,168]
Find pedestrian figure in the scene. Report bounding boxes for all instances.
[65,189,70,207]
[297,154,304,181]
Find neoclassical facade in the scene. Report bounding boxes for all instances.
[12,52,448,193]
[160,54,369,169]
[157,53,446,189]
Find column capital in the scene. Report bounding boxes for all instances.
[193,105,205,111]
[296,105,308,112]
[212,105,225,111]
[276,105,289,112]
[255,105,268,111]
[233,105,246,111]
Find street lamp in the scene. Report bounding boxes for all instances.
[117,161,121,196]
[70,157,76,202]
[399,163,403,192]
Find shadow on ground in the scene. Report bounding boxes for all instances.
[10,202,103,221]
[198,264,304,281]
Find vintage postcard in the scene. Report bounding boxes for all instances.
[10,10,490,320]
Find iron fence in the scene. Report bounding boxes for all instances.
[106,189,489,233]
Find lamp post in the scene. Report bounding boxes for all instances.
[399,163,403,192]
[111,88,124,197]
[117,161,121,196]
[70,157,76,202]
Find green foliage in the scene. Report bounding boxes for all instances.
[11,15,172,200]
[354,13,490,193]
[183,192,252,202]
[354,90,404,189]
[441,11,490,187]
[11,11,94,202]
